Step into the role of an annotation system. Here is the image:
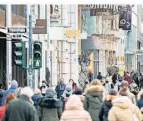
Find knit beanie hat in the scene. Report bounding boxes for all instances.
[11,80,18,89]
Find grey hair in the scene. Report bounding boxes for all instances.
[20,87,34,98]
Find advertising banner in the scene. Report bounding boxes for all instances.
[119,6,132,30]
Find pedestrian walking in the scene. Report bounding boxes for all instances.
[55,79,66,98]
[1,80,18,106]
[119,81,136,104]
[32,88,42,111]
[84,84,103,121]
[68,79,77,91]
[99,89,117,121]
[108,92,142,121]
[38,88,62,121]
[61,85,73,109]
[103,78,112,94]
[73,87,84,101]
[97,72,103,80]
[1,87,39,121]
[0,93,15,120]
[40,80,48,96]
[60,95,92,121]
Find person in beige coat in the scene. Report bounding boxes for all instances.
[60,95,92,121]
[108,96,142,121]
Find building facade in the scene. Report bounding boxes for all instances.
[79,5,125,77]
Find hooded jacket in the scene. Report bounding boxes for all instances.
[99,95,116,121]
[38,88,62,121]
[1,80,18,106]
[84,85,103,121]
[108,96,142,121]
[60,95,92,121]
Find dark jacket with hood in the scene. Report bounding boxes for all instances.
[55,81,66,98]
[99,95,115,121]
[1,80,18,106]
[38,88,62,121]
[84,85,103,121]
[32,94,42,110]
[1,95,39,121]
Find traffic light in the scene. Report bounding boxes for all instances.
[14,42,26,68]
[33,41,42,69]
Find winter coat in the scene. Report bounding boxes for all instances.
[1,87,17,106]
[108,96,142,121]
[60,95,92,121]
[84,85,103,121]
[0,104,7,120]
[1,95,39,121]
[104,82,111,94]
[56,84,66,98]
[99,95,116,121]
[124,74,132,84]
[126,90,136,104]
[32,94,42,110]
[137,89,143,109]
[97,74,103,80]
[38,97,62,121]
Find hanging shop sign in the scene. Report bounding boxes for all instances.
[119,5,132,30]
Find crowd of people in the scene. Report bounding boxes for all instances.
[0,72,143,121]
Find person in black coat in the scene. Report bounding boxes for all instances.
[97,72,103,80]
[99,90,117,121]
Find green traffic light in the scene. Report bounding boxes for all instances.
[14,43,22,48]
[14,42,26,68]
[33,41,42,69]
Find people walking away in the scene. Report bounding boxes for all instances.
[0,93,15,120]
[116,76,123,91]
[129,80,139,95]
[60,95,92,121]
[99,89,117,121]
[40,81,48,96]
[1,87,39,121]
[108,92,142,121]
[119,81,136,104]
[1,80,18,106]
[124,72,132,84]
[103,78,112,94]
[97,72,103,80]
[32,89,42,111]
[61,85,73,109]
[73,87,84,101]
[56,79,66,99]
[38,88,62,121]
[84,84,103,121]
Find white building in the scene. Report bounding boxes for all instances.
[31,5,79,87]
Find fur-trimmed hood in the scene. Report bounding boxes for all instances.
[86,85,104,93]
[112,96,132,109]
